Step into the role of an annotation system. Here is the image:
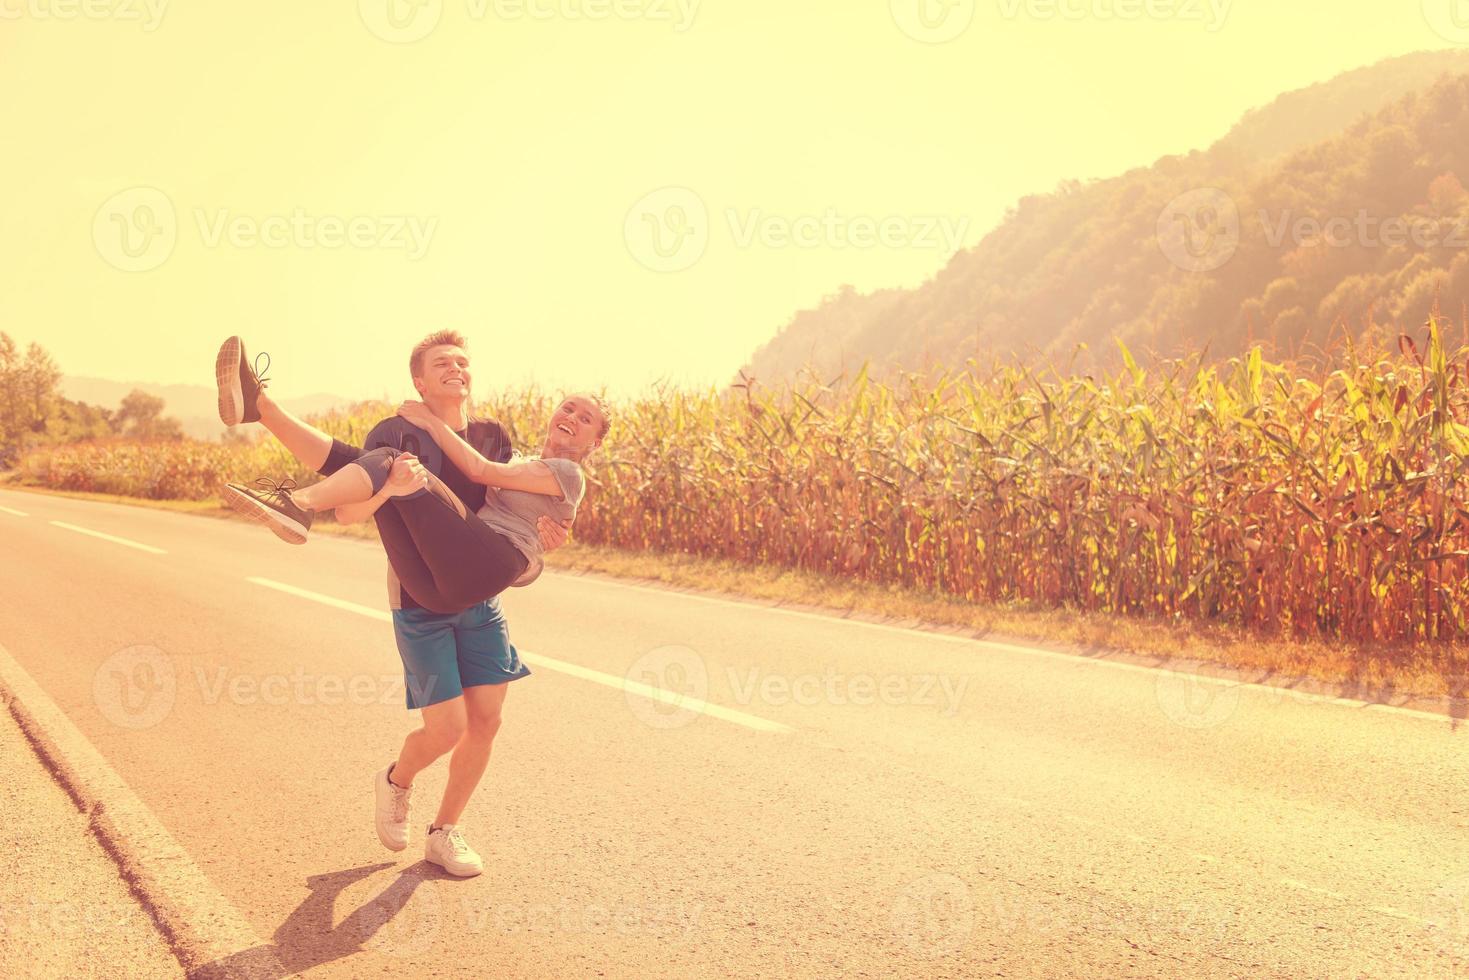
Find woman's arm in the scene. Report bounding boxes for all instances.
[398,402,567,498]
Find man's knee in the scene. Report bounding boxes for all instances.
[465,711,502,743]
[422,705,468,751]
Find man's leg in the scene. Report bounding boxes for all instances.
[393,696,468,786]
[435,682,507,827]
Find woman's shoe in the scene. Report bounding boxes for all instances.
[223,478,313,544]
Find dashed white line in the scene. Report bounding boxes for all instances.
[556,574,1458,725]
[0,504,28,517]
[49,521,166,555]
[246,577,791,733]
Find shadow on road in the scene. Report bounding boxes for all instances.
[193,859,458,978]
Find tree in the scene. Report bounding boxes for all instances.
[113,389,183,441]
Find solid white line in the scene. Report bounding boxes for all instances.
[0,504,28,517]
[0,640,280,974]
[49,520,167,555]
[246,577,792,733]
[550,573,1458,725]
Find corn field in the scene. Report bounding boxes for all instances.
[20,321,1469,647]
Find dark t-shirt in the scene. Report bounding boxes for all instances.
[318,416,513,611]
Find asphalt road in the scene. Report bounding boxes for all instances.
[1,486,1467,979]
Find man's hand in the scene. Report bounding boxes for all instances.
[397,400,438,432]
[385,454,430,498]
[537,516,571,552]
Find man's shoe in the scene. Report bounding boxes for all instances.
[216,336,270,426]
[374,764,411,852]
[222,478,313,544]
[424,824,483,877]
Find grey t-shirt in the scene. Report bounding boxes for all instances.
[475,455,586,586]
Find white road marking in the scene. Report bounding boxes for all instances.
[246,577,792,733]
[557,574,1459,725]
[0,504,29,517]
[0,640,281,974]
[49,521,167,555]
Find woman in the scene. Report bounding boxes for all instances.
[224,393,608,612]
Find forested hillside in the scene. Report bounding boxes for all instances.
[746,52,1469,380]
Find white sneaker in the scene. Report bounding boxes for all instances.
[425,824,483,877]
[374,764,412,852]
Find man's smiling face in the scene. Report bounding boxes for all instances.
[414,345,471,403]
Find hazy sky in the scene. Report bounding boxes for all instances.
[3,1,1463,400]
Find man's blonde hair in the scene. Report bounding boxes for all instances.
[409,330,469,379]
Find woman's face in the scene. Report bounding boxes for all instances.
[544,395,606,458]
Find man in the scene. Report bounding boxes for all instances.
[216,331,566,877]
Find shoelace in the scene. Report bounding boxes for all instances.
[390,782,410,823]
[252,351,272,388]
[251,476,298,505]
[443,828,470,856]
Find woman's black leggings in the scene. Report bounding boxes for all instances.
[347,447,527,614]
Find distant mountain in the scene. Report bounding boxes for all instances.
[60,376,354,441]
[745,50,1469,381]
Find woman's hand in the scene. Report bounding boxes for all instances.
[384,454,430,498]
[397,400,439,432]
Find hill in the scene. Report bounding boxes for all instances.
[745,50,1469,380]
[60,376,354,441]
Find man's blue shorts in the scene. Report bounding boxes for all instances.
[391,598,530,709]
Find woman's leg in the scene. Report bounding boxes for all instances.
[289,457,376,512]
[387,476,528,610]
[256,391,336,472]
